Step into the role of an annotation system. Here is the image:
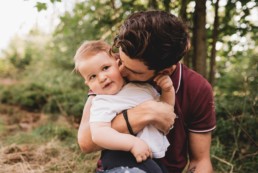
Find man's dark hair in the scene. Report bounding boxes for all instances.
[112,10,191,72]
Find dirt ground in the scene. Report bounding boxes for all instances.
[0,105,99,173]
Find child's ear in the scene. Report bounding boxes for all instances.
[116,58,122,66]
[114,53,120,60]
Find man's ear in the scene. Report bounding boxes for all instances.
[116,57,122,67]
[159,65,176,75]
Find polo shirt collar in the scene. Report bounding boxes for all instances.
[170,63,182,94]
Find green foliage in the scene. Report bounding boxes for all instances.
[215,50,257,116]
[0,58,17,77]
[9,50,31,70]
[0,118,5,136]
[3,122,76,146]
[35,0,62,12]
[213,47,258,172]
[0,84,44,111]
[13,83,47,111]
[0,27,87,117]
[35,2,47,11]
[3,46,33,71]
[33,123,76,144]
[0,82,86,118]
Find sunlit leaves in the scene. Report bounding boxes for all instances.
[35,2,47,12]
[35,0,62,12]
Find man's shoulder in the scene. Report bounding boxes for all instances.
[181,64,212,90]
[181,64,206,81]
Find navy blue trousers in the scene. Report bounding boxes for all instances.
[100,150,168,173]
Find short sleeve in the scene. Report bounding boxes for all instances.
[89,97,117,123]
[187,75,216,132]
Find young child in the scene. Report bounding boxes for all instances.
[74,40,175,173]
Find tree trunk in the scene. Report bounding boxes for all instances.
[148,0,158,9]
[180,0,190,67]
[193,0,207,78]
[163,0,170,12]
[209,0,220,86]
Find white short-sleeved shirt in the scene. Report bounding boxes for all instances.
[90,83,170,158]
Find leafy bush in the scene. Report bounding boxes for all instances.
[0,82,87,118]
[33,123,76,143]
[212,50,258,172]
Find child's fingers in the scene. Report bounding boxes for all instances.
[154,75,166,86]
[136,156,143,163]
[136,155,146,163]
[153,74,162,83]
[156,76,173,90]
[136,149,152,162]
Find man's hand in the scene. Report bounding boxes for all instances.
[130,138,152,163]
[131,100,176,135]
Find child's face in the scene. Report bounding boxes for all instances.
[79,52,124,95]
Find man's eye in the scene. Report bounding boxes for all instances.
[103,66,110,71]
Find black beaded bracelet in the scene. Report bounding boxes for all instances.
[122,110,136,136]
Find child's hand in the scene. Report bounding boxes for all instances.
[154,74,174,92]
[130,138,152,163]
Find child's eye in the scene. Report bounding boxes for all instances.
[103,66,110,71]
[89,75,96,80]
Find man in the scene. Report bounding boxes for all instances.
[78,10,216,173]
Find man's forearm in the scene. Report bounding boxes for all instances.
[111,102,153,134]
[111,100,176,134]
[187,132,213,173]
[112,100,176,135]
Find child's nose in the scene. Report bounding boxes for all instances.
[99,73,107,82]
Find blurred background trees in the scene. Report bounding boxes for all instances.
[0,0,257,172]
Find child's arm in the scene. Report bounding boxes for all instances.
[90,122,152,162]
[154,74,175,106]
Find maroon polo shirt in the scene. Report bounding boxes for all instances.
[162,63,216,172]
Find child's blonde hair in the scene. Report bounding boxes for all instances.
[74,40,112,72]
